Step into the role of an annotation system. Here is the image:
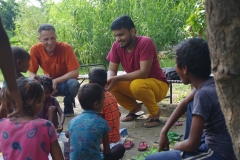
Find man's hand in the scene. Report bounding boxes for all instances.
[158,132,170,152]
[105,76,118,91]
[51,79,58,95]
[4,87,22,118]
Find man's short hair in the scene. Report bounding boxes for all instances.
[110,15,135,31]
[88,67,107,87]
[38,24,55,34]
[175,38,211,79]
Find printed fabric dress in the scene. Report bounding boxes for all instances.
[0,118,57,160]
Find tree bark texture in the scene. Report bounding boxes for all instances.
[205,0,240,158]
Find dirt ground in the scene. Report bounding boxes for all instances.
[60,97,186,160]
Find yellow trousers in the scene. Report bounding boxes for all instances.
[110,78,169,116]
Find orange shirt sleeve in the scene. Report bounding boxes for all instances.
[63,43,80,72]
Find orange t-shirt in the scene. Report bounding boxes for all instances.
[29,42,80,79]
[101,92,121,143]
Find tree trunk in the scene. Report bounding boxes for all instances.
[205,0,240,158]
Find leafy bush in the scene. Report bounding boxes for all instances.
[11,0,196,65]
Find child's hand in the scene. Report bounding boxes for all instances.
[173,142,181,150]
[65,130,69,138]
[51,79,58,95]
[57,125,63,133]
[158,132,169,152]
[2,87,22,118]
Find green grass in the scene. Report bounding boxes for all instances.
[161,83,191,104]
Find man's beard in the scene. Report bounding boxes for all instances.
[120,36,132,48]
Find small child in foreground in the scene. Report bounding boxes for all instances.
[68,83,125,160]
[0,46,30,118]
[146,38,236,160]
[0,77,64,160]
[36,75,65,133]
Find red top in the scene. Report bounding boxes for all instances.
[107,36,167,83]
[29,42,80,79]
[100,92,120,143]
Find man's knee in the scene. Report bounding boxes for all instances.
[130,80,146,96]
[66,79,80,95]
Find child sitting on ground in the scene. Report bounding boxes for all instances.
[0,46,30,118]
[68,83,125,160]
[36,75,65,133]
[146,38,236,160]
[0,77,64,160]
[88,67,122,144]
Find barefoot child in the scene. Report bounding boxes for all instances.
[68,83,125,160]
[0,46,30,118]
[36,75,65,133]
[0,77,64,160]
[146,38,236,160]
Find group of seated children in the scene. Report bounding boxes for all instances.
[0,47,65,132]
[0,38,236,160]
[0,46,125,159]
[67,67,125,160]
[0,77,64,159]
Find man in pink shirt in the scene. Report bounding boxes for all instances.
[106,15,169,128]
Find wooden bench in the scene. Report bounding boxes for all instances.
[78,64,182,104]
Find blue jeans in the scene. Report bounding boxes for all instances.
[145,143,222,160]
[53,79,80,113]
[146,101,218,160]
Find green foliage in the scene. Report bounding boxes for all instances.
[10,0,49,50]
[132,146,159,160]
[0,0,19,37]
[131,132,182,160]
[11,0,196,66]
[184,1,206,38]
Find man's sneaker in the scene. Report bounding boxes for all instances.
[65,112,74,117]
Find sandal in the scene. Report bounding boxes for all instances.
[121,112,144,122]
[138,141,148,151]
[123,140,134,150]
[142,119,161,128]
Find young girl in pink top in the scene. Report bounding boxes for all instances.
[0,77,64,160]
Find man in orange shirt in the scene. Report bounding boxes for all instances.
[29,24,80,117]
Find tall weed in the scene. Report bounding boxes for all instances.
[12,0,196,66]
